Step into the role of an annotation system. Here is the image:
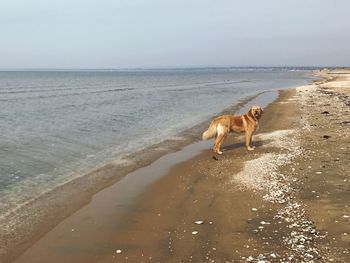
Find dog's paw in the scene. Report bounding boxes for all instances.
[217,151,223,155]
[247,146,255,151]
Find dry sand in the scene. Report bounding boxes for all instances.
[6,69,350,263]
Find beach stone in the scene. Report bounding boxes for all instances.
[251,229,259,234]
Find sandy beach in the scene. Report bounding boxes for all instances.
[3,69,350,262]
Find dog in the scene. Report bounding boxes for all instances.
[202,106,263,154]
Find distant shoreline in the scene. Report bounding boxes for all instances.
[0,66,335,72]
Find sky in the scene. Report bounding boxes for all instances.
[1,0,350,69]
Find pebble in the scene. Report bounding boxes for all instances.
[192,231,198,235]
[195,221,204,225]
[116,250,122,254]
[251,208,258,211]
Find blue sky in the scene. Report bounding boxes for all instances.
[1,0,349,68]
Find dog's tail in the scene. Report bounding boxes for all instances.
[202,122,217,140]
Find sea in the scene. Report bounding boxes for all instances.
[0,68,314,218]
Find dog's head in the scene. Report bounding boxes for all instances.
[249,106,263,119]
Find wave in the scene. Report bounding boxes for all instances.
[0,87,136,102]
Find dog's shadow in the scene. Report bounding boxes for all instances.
[223,140,266,152]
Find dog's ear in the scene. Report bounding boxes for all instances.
[261,108,264,114]
[248,108,253,117]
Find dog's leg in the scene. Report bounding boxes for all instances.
[215,124,229,154]
[213,136,223,154]
[213,124,227,154]
[213,139,219,153]
[245,131,255,151]
[213,134,219,153]
[214,134,225,154]
[217,133,228,154]
[249,133,255,149]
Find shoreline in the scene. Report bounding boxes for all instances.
[10,87,302,263]
[5,69,348,262]
[0,90,280,262]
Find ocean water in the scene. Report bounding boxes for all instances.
[0,68,312,217]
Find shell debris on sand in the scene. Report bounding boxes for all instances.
[231,89,326,262]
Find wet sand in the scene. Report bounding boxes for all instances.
[7,69,350,262]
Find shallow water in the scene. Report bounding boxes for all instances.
[0,68,312,217]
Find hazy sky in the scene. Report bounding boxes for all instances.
[1,0,349,69]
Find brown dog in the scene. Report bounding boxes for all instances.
[202,106,263,154]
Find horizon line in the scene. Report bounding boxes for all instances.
[0,65,346,72]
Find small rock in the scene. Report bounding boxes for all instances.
[251,229,259,234]
[192,231,198,235]
[116,250,122,254]
[195,221,204,225]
